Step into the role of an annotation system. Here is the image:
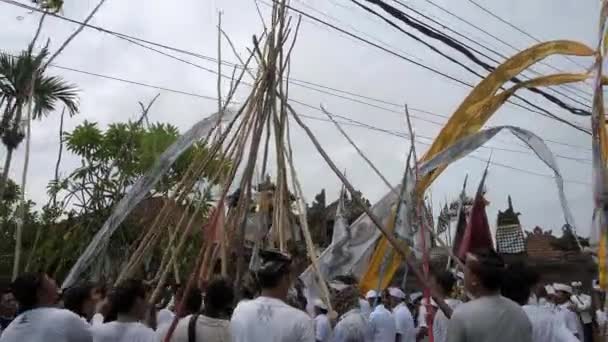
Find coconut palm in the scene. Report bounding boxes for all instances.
[0,47,78,199]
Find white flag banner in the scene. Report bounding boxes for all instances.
[63,110,234,289]
[418,125,578,237]
[300,188,399,303]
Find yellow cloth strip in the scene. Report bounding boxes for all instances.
[362,41,594,292]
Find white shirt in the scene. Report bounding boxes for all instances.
[393,303,415,342]
[155,322,171,341]
[359,299,371,320]
[157,309,175,327]
[159,314,230,342]
[91,321,156,342]
[523,305,578,342]
[597,310,608,337]
[230,296,314,342]
[91,314,104,326]
[0,307,92,342]
[570,294,592,324]
[314,314,332,342]
[369,304,396,342]
[332,309,372,342]
[555,303,580,339]
[433,299,461,342]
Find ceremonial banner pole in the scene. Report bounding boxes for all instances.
[288,103,454,318]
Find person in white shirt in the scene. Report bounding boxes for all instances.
[161,278,232,342]
[430,271,461,342]
[553,283,582,340]
[368,290,396,342]
[155,287,202,341]
[312,299,332,342]
[0,272,92,342]
[358,298,371,320]
[570,282,592,342]
[91,279,156,342]
[501,264,578,342]
[230,250,314,342]
[330,284,372,342]
[447,249,532,342]
[597,307,607,338]
[387,287,415,342]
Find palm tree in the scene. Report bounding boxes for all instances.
[0,47,78,200]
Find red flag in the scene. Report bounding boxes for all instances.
[457,168,493,260]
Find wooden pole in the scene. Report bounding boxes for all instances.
[288,103,453,318]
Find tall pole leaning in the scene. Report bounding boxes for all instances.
[287,103,453,318]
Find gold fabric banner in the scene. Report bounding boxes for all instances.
[361,41,594,292]
[417,41,593,193]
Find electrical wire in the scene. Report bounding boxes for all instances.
[41,59,590,184]
[0,0,591,141]
[354,0,590,116]
[258,0,591,135]
[422,0,593,94]
[465,0,588,70]
[390,0,591,106]
[0,1,592,154]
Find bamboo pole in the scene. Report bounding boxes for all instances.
[284,119,334,312]
[287,103,453,318]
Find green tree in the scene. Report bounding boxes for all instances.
[29,119,228,280]
[0,47,78,199]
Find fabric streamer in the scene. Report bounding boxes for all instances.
[362,125,580,291]
[300,188,399,302]
[62,110,234,289]
[417,40,593,192]
[418,125,579,238]
[590,1,608,291]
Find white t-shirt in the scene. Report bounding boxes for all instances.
[91,314,104,326]
[522,305,578,342]
[393,303,415,342]
[446,295,532,342]
[358,299,371,319]
[369,304,396,342]
[570,294,592,324]
[157,309,175,327]
[91,321,156,342]
[0,307,92,342]
[155,321,171,341]
[314,314,331,342]
[433,298,461,342]
[159,314,230,342]
[597,310,608,337]
[332,309,372,342]
[230,296,314,342]
[555,304,580,339]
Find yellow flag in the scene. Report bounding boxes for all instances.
[361,41,594,292]
[417,41,593,193]
[359,209,410,293]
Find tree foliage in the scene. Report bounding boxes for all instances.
[9,119,228,281]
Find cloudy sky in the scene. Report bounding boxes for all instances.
[0,0,598,239]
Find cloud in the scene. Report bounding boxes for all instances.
[0,0,596,238]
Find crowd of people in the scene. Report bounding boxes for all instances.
[0,248,606,342]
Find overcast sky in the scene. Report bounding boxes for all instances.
[0,0,598,239]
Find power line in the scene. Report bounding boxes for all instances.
[41,58,590,184]
[354,0,590,116]
[291,104,591,185]
[390,0,592,106]
[257,0,591,135]
[422,0,593,94]
[465,0,588,70]
[116,35,592,156]
[1,0,591,146]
